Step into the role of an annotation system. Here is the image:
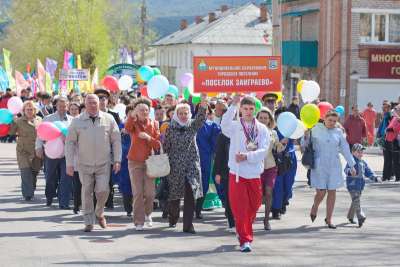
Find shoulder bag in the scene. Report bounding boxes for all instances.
[301,131,315,169]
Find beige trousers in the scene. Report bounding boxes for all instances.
[79,163,110,226]
[128,161,155,226]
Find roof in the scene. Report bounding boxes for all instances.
[153,3,272,46]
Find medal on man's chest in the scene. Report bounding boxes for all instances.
[241,118,258,151]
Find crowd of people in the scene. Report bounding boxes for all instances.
[1,86,396,253]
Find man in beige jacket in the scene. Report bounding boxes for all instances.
[65,94,121,232]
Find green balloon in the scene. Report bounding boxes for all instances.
[192,95,201,105]
[300,104,320,128]
[255,98,262,113]
[183,87,190,100]
[153,67,161,76]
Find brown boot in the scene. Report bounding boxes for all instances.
[97,217,107,229]
[83,225,94,232]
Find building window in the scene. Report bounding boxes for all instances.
[389,14,400,43]
[360,13,372,42]
[359,12,400,43]
[374,14,386,42]
[290,16,302,40]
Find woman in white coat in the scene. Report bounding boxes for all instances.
[306,110,356,229]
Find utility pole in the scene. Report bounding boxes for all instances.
[140,0,146,66]
[272,0,282,56]
[272,0,283,94]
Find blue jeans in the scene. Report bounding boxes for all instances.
[45,157,73,207]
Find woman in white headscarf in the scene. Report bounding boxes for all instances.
[164,100,207,233]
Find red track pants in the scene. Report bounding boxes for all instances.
[229,173,262,245]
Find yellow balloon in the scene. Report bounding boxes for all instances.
[297,80,305,93]
[276,92,282,102]
[207,92,218,97]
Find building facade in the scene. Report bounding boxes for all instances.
[281,0,400,111]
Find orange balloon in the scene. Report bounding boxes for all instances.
[207,92,218,97]
[136,71,145,84]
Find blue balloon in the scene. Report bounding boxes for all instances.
[53,121,68,136]
[276,112,298,138]
[138,66,154,82]
[335,106,345,117]
[167,85,179,98]
[0,109,13,124]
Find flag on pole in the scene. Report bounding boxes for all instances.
[15,70,30,96]
[45,72,52,94]
[45,58,58,80]
[0,66,9,92]
[3,48,15,90]
[28,72,37,96]
[91,67,99,91]
[61,51,74,95]
[76,55,90,93]
[37,59,46,93]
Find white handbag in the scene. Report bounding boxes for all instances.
[145,143,170,179]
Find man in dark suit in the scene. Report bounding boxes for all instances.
[94,88,121,209]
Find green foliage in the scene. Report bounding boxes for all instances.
[0,0,112,74]
[106,0,157,65]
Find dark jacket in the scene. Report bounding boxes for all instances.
[214,133,230,181]
[288,103,300,119]
[108,109,121,126]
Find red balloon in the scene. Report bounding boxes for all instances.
[101,75,119,93]
[318,102,334,118]
[151,99,159,108]
[140,86,148,98]
[0,124,10,137]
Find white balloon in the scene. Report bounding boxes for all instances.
[113,103,126,121]
[44,137,64,159]
[148,75,169,99]
[289,119,306,139]
[7,96,23,115]
[118,75,133,91]
[301,80,320,103]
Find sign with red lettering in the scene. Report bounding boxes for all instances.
[193,56,282,92]
[369,49,400,79]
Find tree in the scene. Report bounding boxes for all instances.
[0,0,112,74]
[105,0,157,65]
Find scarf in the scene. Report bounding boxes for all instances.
[172,112,191,127]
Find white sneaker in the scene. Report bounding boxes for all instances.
[135,225,144,231]
[145,215,153,228]
[240,242,252,253]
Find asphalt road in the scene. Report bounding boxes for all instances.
[0,143,399,267]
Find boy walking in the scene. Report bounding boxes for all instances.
[221,95,269,252]
[345,143,380,228]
